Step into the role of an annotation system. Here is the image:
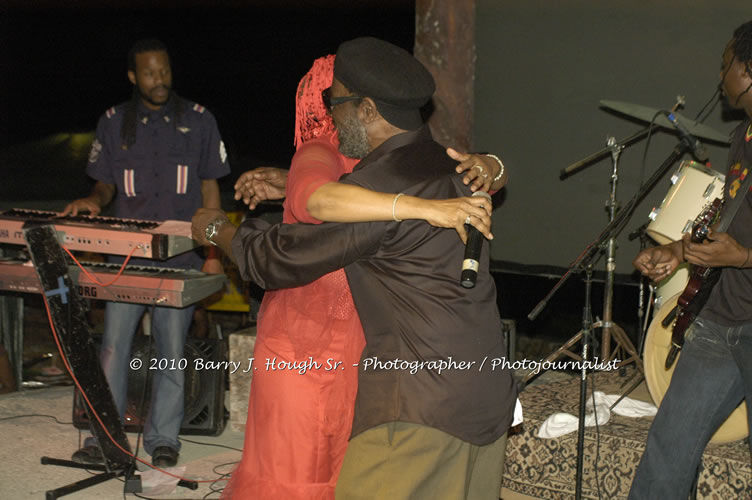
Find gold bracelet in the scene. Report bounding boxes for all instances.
[486,154,505,182]
[392,193,404,222]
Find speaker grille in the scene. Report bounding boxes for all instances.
[73,335,227,436]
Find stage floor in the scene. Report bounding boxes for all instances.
[0,384,243,499]
[5,341,751,499]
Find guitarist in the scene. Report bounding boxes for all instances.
[629,21,752,500]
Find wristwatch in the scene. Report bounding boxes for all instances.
[204,218,227,246]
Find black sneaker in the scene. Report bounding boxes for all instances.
[71,445,104,465]
[151,446,179,467]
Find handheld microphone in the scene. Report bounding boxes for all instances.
[665,112,709,162]
[460,191,492,289]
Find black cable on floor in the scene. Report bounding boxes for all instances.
[0,413,72,425]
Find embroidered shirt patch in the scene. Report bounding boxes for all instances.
[88,139,103,164]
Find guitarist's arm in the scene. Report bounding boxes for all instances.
[683,229,751,269]
[633,240,684,281]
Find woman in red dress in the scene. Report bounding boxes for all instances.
[223,55,506,499]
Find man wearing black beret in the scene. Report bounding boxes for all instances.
[193,37,517,499]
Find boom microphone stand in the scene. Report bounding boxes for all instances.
[528,141,692,499]
[526,133,646,385]
[601,136,635,365]
[575,265,595,500]
[540,96,689,377]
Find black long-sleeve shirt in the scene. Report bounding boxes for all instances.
[232,127,517,445]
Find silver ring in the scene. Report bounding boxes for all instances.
[472,165,483,173]
[464,215,472,225]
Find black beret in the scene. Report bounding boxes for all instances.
[334,37,435,130]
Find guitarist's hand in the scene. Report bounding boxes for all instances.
[633,243,681,281]
[683,230,748,268]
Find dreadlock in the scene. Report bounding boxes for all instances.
[723,21,752,108]
[732,21,752,66]
[294,55,336,150]
[121,38,185,150]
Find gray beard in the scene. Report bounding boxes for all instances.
[336,113,370,159]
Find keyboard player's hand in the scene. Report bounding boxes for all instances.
[61,197,102,217]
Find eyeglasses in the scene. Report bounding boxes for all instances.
[321,87,362,112]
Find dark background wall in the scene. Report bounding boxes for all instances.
[6,2,749,276]
[475,0,750,274]
[0,4,415,204]
[2,2,750,341]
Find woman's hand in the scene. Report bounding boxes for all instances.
[447,148,506,193]
[418,196,493,244]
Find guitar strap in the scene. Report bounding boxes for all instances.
[716,134,752,232]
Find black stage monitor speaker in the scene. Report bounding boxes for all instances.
[73,335,228,436]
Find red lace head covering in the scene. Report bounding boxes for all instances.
[294,54,336,150]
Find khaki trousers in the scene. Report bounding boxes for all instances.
[335,421,507,500]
